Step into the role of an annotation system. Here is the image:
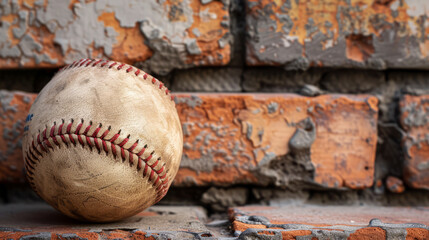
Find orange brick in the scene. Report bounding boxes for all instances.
[400,95,429,189]
[386,176,405,193]
[174,93,378,189]
[348,227,386,240]
[406,228,429,240]
[0,91,36,183]
[246,0,429,69]
[0,0,230,73]
[281,230,312,240]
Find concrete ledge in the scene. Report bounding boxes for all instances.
[0,203,213,239]
[229,205,429,239]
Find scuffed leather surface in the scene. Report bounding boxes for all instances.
[22,60,183,222]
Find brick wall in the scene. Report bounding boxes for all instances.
[0,0,428,209]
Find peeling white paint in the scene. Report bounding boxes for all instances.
[406,0,429,17]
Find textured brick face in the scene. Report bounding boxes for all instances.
[400,95,429,189]
[0,91,36,183]
[246,0,429,69]
[174,94,378,189]
[1,91,378,190]
[0,0,230,74]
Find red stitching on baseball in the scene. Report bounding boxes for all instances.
[85,59,94,67]
[77,135,84,146]
[44,139,53,149]
[75,122,83,134]
[24,120,170,202]
[144,153,152,162]
[121,148,126,160]
[51,125,60,146]
[109,62,117,69]
[42,128,47,140]
[92,125,101,138]
[100,127,110,139]
[153,176,160,186]
[92,59,103,67]
[143,163,149,176]
[129,153,134,165]
[150,158,159,168]
[102,139,108,153]
[32,140,42,156]
[129,140,138,152]
[135,69,140,76]
[117,63,125,70]
[137,145,146,157]
[126,66,133,73]
[118,137,129,147]
[79,59,89,67]
[157,166,165,175]
[66,121,72,134]
[149,169,155,181]
[100,61,109,67]
[111,142,117,157]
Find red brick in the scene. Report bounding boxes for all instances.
[246,0,429,69]
[0,0,230,73]
[348,227,386,240]
[174,93,378,189]
[0,91,36,183]
[386,176,405,193]
[406,228,429,240]
[0,92,378,190]
[281,230,312,239]
[400,95,429,189]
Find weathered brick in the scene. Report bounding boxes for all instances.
[229,205,429,239]
[348,227,386,240]
[377,71,429,123]
[386,176,405,193]
[246,0,429,69]
[174,93,378,189]
[0,0,231,74]
[0,91,36,183]
[407,228,429,240]
[0,91,378,190]
[400,95,429,189]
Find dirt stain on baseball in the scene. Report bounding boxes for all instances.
[80,78,90,85]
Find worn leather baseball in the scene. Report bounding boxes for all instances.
[22,59,183,222]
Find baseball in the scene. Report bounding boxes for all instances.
[22,59,183,222]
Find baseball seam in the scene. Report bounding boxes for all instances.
[59,58,174,101]
[24,118,170,203]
